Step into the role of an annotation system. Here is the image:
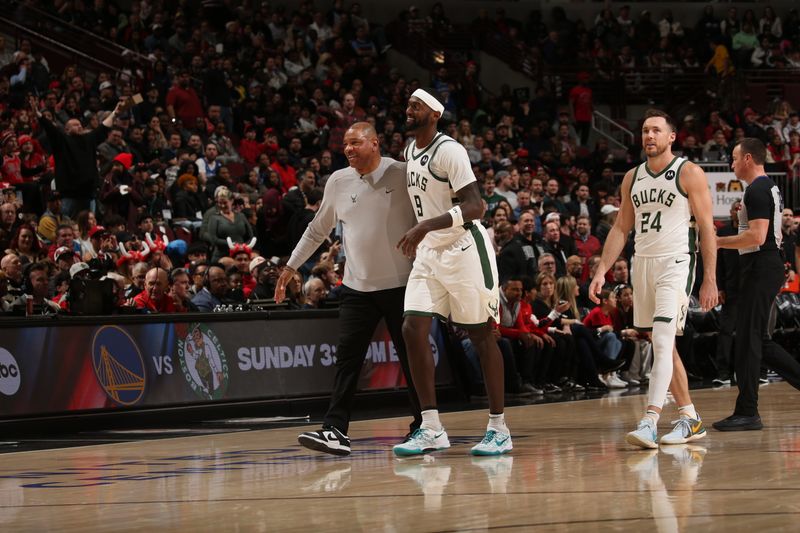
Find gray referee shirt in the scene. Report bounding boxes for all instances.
[287,157,415,292]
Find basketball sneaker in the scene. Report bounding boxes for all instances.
[660,416,706,445]
[470,429,513,456]
[297,426,351,456]
[393,427,450,457]
[625,417,658,449]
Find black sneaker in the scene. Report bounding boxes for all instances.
[298,426,351,456]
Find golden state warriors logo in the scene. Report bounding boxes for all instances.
[91,326,146,406]
[177,324,229,400]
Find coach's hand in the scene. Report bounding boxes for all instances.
[273,266,296,304]
[588,274,605,304]
[698,279,719,312]
[397,222,428,259]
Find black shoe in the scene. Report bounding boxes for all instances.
[712,414,763,432]
[585,382,608,392]
[543,383,562,394]
[298,426,351,456]
[597,358,626,374]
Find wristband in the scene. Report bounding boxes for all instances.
[448,205,464,227]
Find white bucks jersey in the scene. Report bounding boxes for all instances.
[630,156,696,257]
[404,133,476,248]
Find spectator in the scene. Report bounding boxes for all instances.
[303,277,327,309]
[541,220,576,277]
[191,264,228,312]
[610,257,630,286]
[595,204,618,243]
[30,95,131,218]
[133,267,175,313]
[6,223,43,264]
[0,201,19,251]
[0,252,23,290]
[24,262,61,313]
[166,70,204,129]
[573,214,602,265]
[206,186,254,262]
[173,174,208,231]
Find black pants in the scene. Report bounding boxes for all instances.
[734,252,800,416]
[714,298,737,380]
[323,285,422,434]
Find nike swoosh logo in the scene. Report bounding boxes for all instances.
[675,259,687,264]
[494,435,510,445]
[385,188,394,194]
[461,244,473,251]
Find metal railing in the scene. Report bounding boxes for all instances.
[592,110,634,150]
[0,15,124,78]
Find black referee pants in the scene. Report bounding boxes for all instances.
[734,252,800,417]
[323,285,422,434]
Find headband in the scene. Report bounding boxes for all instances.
[411,89,444,115]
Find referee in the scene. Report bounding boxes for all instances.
[274,122,421,455]
[713,138,800,431]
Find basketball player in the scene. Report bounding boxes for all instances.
[589,109,718,449]
[713,138,800,431]
[275,122,422,456]
[392,88,511,457]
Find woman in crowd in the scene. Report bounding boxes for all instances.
[206,186,254,262]
[530,272,578,393]
[554,274,622,390]
[5,223,44,265]
[75,210,97,258]
[611,284,652,385]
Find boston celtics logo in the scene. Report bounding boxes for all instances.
[177,324,229,400]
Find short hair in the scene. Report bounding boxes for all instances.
[598,289,612,301]
[643,108,677,131]
[736,137,767,165]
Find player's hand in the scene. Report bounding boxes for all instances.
[588,274,605,304]
[698,280,718,312]
[273,267,296,304]
[397,222,428,259]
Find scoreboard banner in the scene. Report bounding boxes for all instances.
[0,316,451,419]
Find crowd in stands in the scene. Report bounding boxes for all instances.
[0,2,799,392]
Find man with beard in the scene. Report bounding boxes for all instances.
[274,122,421,457]
[589,109,718,449]
[30,95,131,217]
[394,89,511,457]
[248,256,280,300]
[191,264,229,312]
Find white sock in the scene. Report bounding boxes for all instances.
[645,409,660,424]
[488,413,508,433]
[647,321,676,409]
[421,409,442,431]
[678,404,698,420]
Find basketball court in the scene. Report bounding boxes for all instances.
[0,383,798,531]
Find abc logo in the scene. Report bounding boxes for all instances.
[0,348,21,396]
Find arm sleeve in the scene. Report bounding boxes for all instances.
[745,185,772,220]
[286,175,339,270]
[429,141,476,193]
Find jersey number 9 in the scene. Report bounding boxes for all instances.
[414,195,424,217]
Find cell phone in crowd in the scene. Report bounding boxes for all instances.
[131,93,143,105]
[558,300,567,305]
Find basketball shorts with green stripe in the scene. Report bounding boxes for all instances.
[404,224,500,328]
[631,253,695,336]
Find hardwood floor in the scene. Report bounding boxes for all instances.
[1,383,799,531]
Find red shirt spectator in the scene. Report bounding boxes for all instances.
[166,71,204,127]
[133,289,176,313]
[569,82,593,123]
[271,149,297,192]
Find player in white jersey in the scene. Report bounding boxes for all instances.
[589,109,718,449]
[392,88,511,457]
